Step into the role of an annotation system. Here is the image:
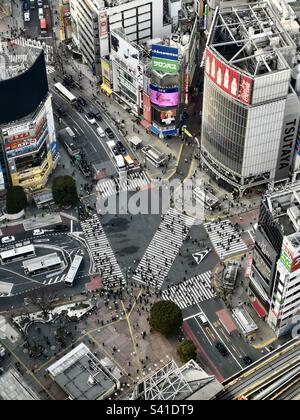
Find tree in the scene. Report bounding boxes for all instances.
[52,176,78,207]
[177,340,196,363]
[6,186,27,214]
[149,300,183,338]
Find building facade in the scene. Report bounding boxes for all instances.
[201,3,300,195]
[70,0,172,77]
[0,50,58,192]
[250,182,300,336]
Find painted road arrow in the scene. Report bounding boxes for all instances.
[192,249,211,265]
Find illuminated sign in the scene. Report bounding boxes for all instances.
[150,85,179,107]
[161,110,176,125]
[99,11,108,38]
[152,45,179,74]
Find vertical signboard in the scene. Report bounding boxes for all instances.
[152,44,179,74]
[279,235,300,273]
[143,94,152,123]
[239,75,253,105]
[99,10,108,39]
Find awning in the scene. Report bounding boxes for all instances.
[100,83,112,96]
[141,120,151,129]
[251,299,267,318]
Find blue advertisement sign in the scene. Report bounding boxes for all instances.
[152,45,179,62]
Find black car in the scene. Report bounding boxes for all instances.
[75,103,84,113]
[216,342,228,357]
[54,224,69,232]
[23,1,29,11]
[89,106,102,120]
[56,106,66,117]
[243,356,253,366]
[78,96,87,107]
[105,128,115,139]
[116,141,126,155]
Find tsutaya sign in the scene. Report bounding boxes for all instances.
[205,48,253,105]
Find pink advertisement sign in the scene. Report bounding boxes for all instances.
[150,89,179,107]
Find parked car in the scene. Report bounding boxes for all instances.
[54,224,69,232]
[116,141,126,155]
[216,342,228,357]
[105,127,115,139]
[33,229,45,236]
[243,356,253,366]
[78,96,87,107]
[1,236,15,244]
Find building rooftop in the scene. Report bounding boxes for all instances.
[263,182,300,236]
[208,2,296,76]
[47,343,121,400]
[130,359,223,400]
[0,369,40,400]
[0,40,41,81]
[232,306,258,335]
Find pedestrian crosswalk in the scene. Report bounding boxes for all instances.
[42,274,66,286]
[81,214,125,288]
[9,54,28,63]
[96,171,150,199]
[204,219,248,260]
[132,208,195,290]
[13,37,53,63]
[162,271,215,309]
[46,65,56,75]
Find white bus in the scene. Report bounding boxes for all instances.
[0,245,35,265]
[54,82,77,104]
[23,253,64,276]
[142,146,166,168]
[64,255,83,287]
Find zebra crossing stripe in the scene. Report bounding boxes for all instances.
[205,219,248,260]
[132,208,195,290]
[97,172,150,198]
[162,271,215,309]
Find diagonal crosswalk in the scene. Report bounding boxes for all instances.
[162,271,215,309]
[46,65,56,74]
[96,171,150,199]
[204,219,248,260]
[81,214,125,288]
[132,208,195,290]
[43,274,66,286]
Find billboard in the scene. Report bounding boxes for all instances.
[280,235,300,273]
[152,44,179,74]
[101,58,111,83]
[143,94,152,123]
[205,48,253,105]
[161,109,177,125]
[99,10,108,38]
[111,31,143,85]
[0,52,48,125]
[150,85,179,107]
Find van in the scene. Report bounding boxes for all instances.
[199,313,208,326]
[97,126,105,138]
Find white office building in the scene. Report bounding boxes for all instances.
[70,0,174,76]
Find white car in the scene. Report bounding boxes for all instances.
[24,11,30,22]
[1,236,15,244]
[33,229,45,236]
[38,8,44,19]
[86,115,96,125]
[37,0,43,6]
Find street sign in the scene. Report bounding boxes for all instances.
[192,249,211,265]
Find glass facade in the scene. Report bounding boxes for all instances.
[202,77,248,175]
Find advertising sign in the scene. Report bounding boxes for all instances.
[150,85,179,107]
[280,249,292,272]
[205,48,253,104]
[143,94,152,123]
[239,75,253,105]
[279,236,300,272]
[101,58,111,82]
[152,44,179,74]
[99,10,108,38]
[161,109,177,125]
[111,31,143,84]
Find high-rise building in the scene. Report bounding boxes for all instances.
[201,3,300,196]
[70,0,174,77]
[0,48,58,192]
[250,182,300,336]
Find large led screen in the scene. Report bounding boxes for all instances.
[0,52,49,125]
[150,85,179,107]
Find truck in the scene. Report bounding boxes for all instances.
[40,18,47,31]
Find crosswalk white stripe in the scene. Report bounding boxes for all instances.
[204,219,248,260]
[97,171,151,198]
[162,271,215,309]
[132,208,195,290]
